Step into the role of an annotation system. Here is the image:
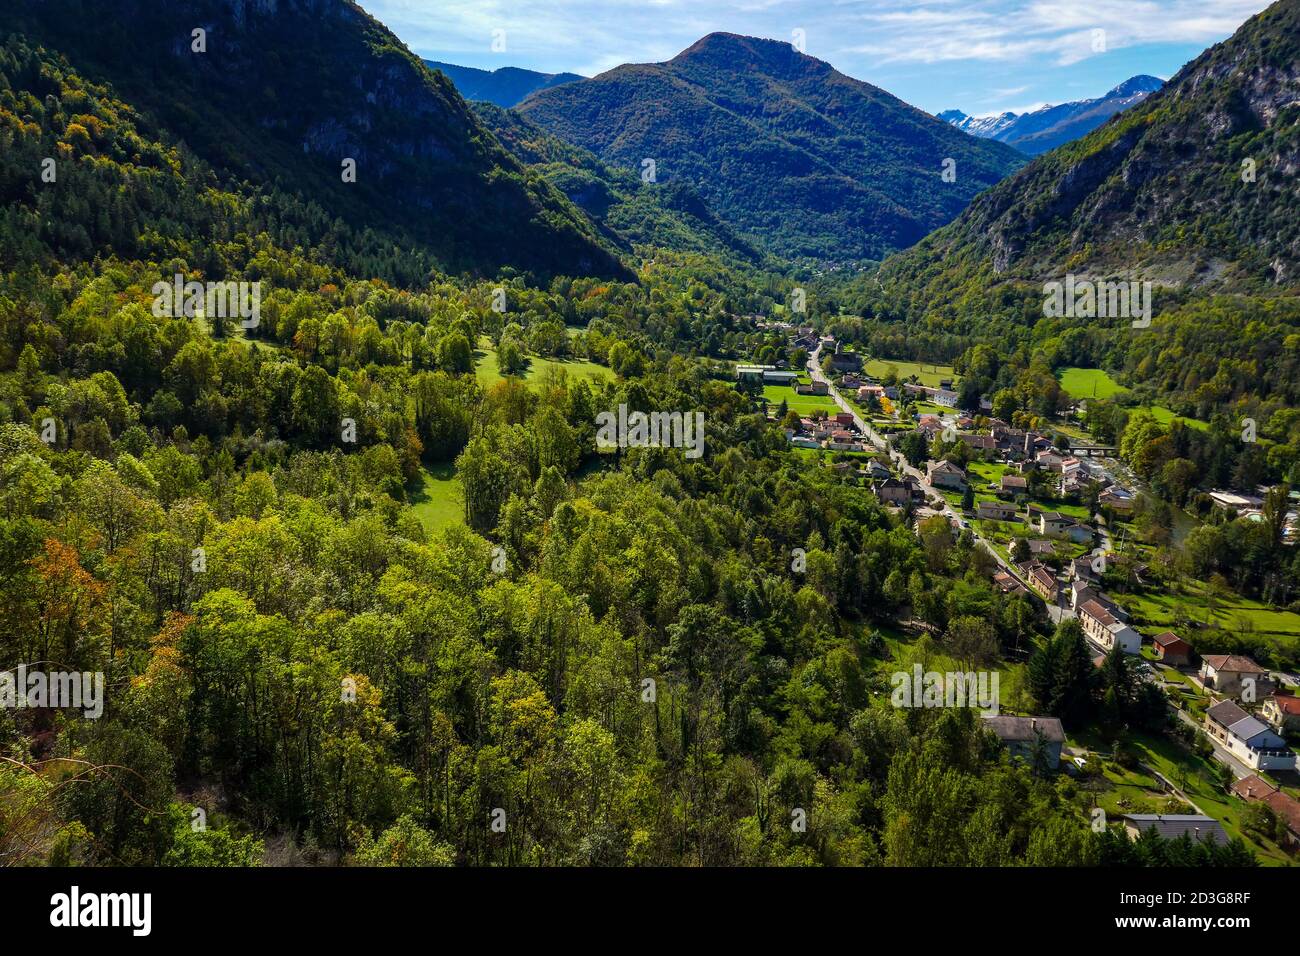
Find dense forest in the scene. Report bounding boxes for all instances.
[1,0,1293,869]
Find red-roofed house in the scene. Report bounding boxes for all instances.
[1232,775,1300,846]
[1263,693,1300,734]
[1152,631,1191,667]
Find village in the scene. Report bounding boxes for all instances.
[740,324,1300,855]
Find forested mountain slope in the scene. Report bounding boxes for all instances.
[519,33,1026,263]
[470,102,767,267]
[4,0,629,281]
[837,0,1300,412]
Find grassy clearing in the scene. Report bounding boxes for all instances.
[1058,367,1127,399]
[1142,405,1211,432]
[1113,580,1300,647]
[475,339,609,387]
[408,462,463,534]
[864,357,958,389]
[764,381,839,416]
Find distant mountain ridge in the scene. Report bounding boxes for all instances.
[516,32,1026,263]
[940,76,1164,155]
[425,61,584,107]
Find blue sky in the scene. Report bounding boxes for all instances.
[363,0,1272,115]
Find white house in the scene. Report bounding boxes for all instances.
[1199,654,1268,697]
[1078,598,1141,655]
[1205,700,1295,771]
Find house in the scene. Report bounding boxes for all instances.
[1036,450,1066,471]
[1151,631,1192,667]
[1000,474,1028,497]
[828,350,862,372]
[1262,693,1300,734]
[1027,539,1057,558]
[1069,579,1098,611]
[795,381,830,396]
[874,478,913,507]
[1122,815,1228,846]
[1078,599,1141,655]
[857,384,885,403]
[1232,776,1300,846]
[976,500,1019,522]
[981,716,1064,770]
[992,570,1028,596]
[1070,556,1101,584]
[1025,563,1059,603]
[1099,486,1136,513]
[833,412,855,427]
[926,460,968,492]
[735,364,773,381]
[1200,655,1268,697]
[934,389,960,408]
[1037,511,1093,544]
[1209,490,1265,512]
[1204,699,1295,771]
[865,459,892,481]
[959,434,998,459]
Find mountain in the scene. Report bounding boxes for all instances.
[469,103,766,265]
[938,110,1021,140]
[843,0,1300,404]
[5,0,629,282]
[517,33,1026,263]
[425,61,583,107]
[939,76,1164,155]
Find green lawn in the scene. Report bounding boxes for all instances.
[1058,367,1128,400]
[764,381,839,416]
[475,339,609,386]
[1114,580,1300,648]
[1068,728,1292,865]
[864,357,958,389]
[1142,405,1211,432]
[408,462,463,534]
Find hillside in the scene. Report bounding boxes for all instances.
[470,102,766,266]
[940,76,1164,155]
[838,0,1300,411]
[425,60,583,107]
[6,0,629,282]
[518,33,1026,263]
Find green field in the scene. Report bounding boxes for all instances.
[1114,579,1300,650]
[408,463,463,534]
[1066,728,1292,865]
[1142,405,1211,432]
[1056,369,1210,431]
[1057,367,1128,399]
[763,381,839,416]
[865,357,958,389]
[475,339,609,386]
